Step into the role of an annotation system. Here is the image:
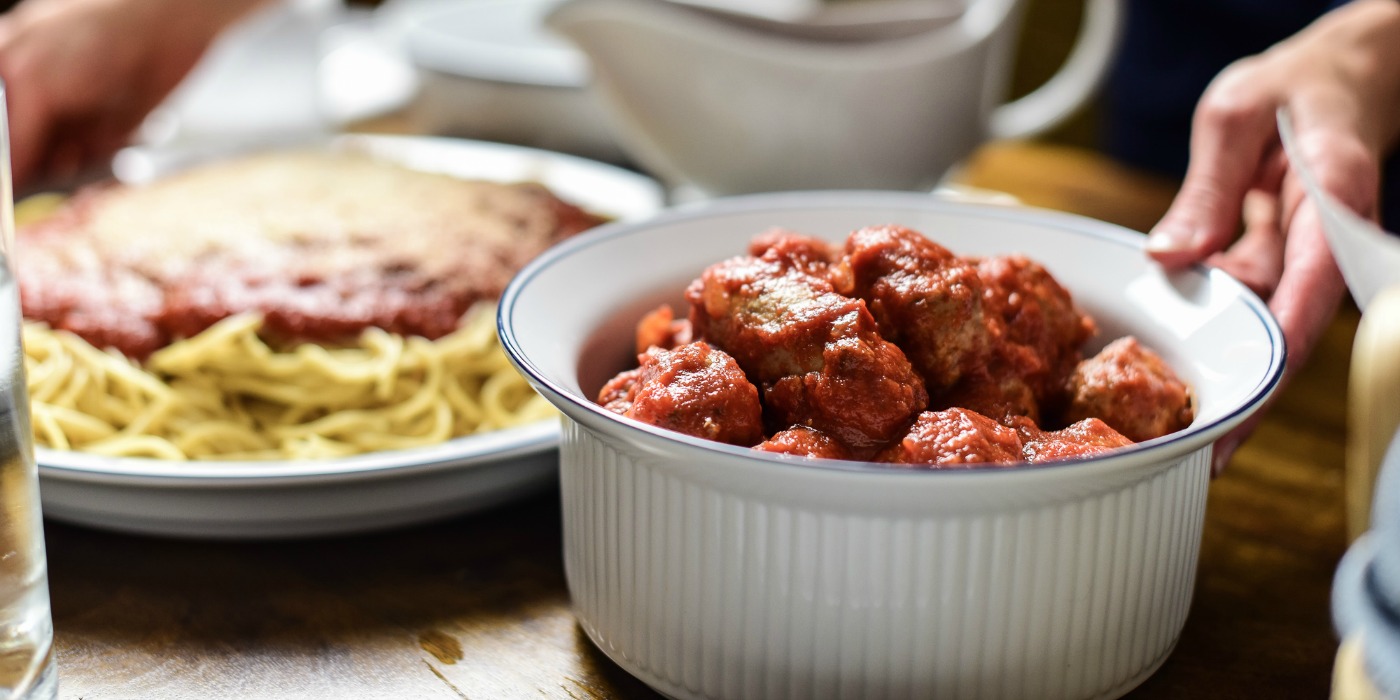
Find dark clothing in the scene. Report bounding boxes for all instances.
[1101,0,1400,223]
[1103,0,1348,177]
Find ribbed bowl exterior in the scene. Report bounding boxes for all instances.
[560,418,1211,700]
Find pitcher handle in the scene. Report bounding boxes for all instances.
[988,0,1122,140]
[1347,283,1400,540]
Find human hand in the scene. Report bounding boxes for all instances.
[1144,0,1400,474]
[0,0,266,190]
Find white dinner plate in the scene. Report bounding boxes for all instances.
[34,135,665,539]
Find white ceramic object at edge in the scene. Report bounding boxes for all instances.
[546,0,1123,196]
[499,192,1286,700]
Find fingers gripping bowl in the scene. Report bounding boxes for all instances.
[499,192,1285,700]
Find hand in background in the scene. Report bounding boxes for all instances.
[0,0,266,190]
[1144,0,1400,473]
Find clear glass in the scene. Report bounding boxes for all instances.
[0,86,56,700]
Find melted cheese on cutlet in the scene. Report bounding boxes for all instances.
[77,151,560,281]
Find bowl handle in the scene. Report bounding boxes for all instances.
[1347,283,1400,540]
[988,0,1122,140]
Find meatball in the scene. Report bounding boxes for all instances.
[598,342,764,446]
[746,229,838,278]
[878,408,1023,467]
[634,304,692,354]
[977,256,1095,371]
[939,360,1041,424]
[687,251,836,380]
[754,426,851,460]
[975,255,1097,404]
[597,366,642,415]
[1015,417,1134,463]
[833,225,992,394]
[686,243,927,450]
[1064,337,1194,442]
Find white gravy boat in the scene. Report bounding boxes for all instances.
[546,0,1122,196]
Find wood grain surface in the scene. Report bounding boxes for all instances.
[44,140,1355,699]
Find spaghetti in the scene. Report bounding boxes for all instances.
[11,150,596,463]
[23,304,556,461]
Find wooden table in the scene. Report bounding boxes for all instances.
[45,141,1355,699]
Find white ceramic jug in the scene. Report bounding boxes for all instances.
[546,0,1122,196]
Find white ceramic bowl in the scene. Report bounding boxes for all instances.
[393,0,624,163]
[499,192,1285,700]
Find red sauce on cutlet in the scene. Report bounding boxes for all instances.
[15,155,607,358]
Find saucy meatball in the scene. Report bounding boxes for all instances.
[977,257,1095,370]
[747,228,838,278]
[939,361,1041,424]
[686,241,927,450]
[598,341,764,446]
[975,255,1097,402]
[1013,416,1134,463]
[754,426,851,460]
[1064,337,1194,442]
[634,304,692,354]
[833,225,992,394]
[597,367,643,415]
[878,408,1023,467]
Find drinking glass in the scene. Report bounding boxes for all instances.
[0,84,57,700]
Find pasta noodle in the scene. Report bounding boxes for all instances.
[23,304,557,461]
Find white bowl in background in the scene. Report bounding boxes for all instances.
[391,0,625,163]
[500,192,1285,699]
